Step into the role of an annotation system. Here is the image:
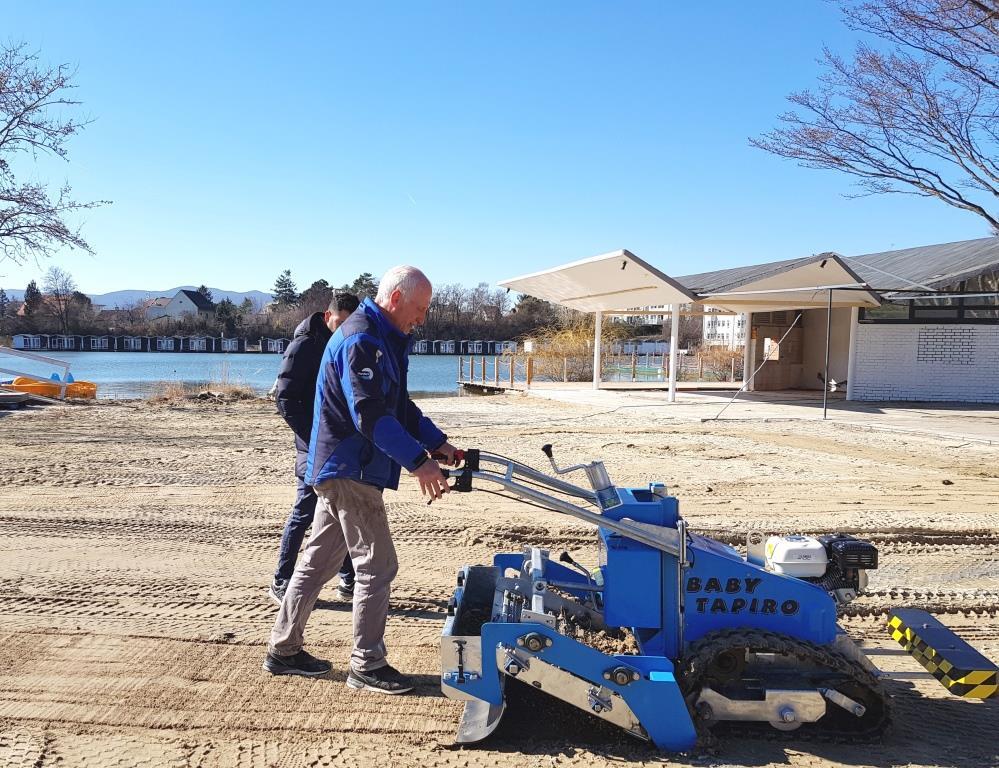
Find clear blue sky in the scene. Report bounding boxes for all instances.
[0,1,987,297]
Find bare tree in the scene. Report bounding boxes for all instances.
[0,43,108,265]
[42,265,77,334]
[752,0,999,232]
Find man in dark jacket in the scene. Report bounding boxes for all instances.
[270,291,360,604]
[264,266,456,694]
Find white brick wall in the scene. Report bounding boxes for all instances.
[851,323,999,403]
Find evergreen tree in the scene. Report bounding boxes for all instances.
[23,280,42,316]
[197,285,214,303]
[350,272,378,299]
[215,298,242,335]
[299,279,333,314]
[0,288,8,318]
[239,297,254,315]
[272,270,298,306]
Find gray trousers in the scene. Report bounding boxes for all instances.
[268,478,399,672]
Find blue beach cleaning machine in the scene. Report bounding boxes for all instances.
[439,447,998,752]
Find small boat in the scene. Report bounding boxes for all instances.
[5,376,98,400]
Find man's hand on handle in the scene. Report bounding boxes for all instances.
[431,441,462,467]
[411,459,449,501]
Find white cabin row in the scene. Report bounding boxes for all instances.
[12,334,519,356]
[411,340,518,355]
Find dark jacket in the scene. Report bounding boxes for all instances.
[275,312,331,478]
[306,298,446,490]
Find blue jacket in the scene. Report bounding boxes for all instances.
[306,298,447,490]
[275,312,331,478]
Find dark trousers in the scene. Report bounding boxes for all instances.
[274,473,354,585]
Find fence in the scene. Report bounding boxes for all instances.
[457,352,744,389]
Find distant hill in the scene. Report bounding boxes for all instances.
[0,286,273,309]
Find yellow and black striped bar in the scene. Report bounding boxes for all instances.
[888,608,997,699]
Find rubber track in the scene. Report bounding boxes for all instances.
[677,628,893,748]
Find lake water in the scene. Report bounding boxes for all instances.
[1,351,464,399]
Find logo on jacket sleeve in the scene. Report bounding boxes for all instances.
[358,367,374,380]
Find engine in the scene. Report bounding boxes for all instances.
[763,533,878,605]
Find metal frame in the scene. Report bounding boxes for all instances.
[0,345,72,399]
[466,453,681,556]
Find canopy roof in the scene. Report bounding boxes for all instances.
[502,237,999,315]
[499,249,698,312]
[695,253,882,313]
[501,250,880,313]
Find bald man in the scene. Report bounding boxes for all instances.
[264,266,457,694]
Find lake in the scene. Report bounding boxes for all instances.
[1,351,465,399]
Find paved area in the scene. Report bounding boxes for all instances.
[517,387,999,444]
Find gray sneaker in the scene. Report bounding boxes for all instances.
[269,579,287,605]
[346,664,414,695]
[263,649,331,677]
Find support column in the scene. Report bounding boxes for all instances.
[823,289,832,420]
[668,304,679,402]
[592,311,602,390]
[846,306,859,401]
[742,312,753,390]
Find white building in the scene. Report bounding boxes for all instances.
[702,313,747,347]
[679,237,999,403]
[146,290,215,321]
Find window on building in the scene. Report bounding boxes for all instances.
[221,338,238,352]
[90,337,108,350]
[124,338,141,351]
[860,273,999,323]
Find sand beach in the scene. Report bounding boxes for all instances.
[0,393,996,767]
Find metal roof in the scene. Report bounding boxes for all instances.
[677,256,813,294]
[677,236,999,295]
[846,236,999,291]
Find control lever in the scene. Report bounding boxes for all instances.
[541,444,617,506]
[541,443,590,476]
[558,550,593,580]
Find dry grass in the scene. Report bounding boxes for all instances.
[526,324,631,382]
[149,362,258,402]
[693,345,744,381]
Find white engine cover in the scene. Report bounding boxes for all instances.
[765,535,828,577]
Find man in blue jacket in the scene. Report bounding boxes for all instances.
[270,291,360,604]
[265,266,456,694]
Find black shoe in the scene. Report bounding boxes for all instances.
[269,579,287,605]
[337,579,355,601]
[346,664,414,695]
[262,649,331,677]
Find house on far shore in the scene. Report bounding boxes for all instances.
[264,337,290,353]
[146,290,215,321]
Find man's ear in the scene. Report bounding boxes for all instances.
[391,288,403,308]
[323,310,332,324]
